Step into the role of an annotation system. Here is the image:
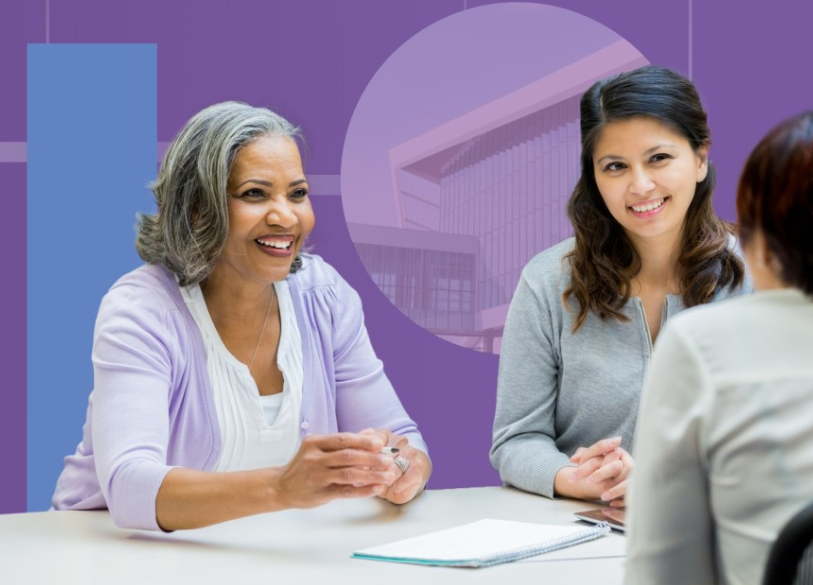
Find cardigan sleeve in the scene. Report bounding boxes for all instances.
[489,270,574,498]
[90,283,178,531]
[327,270,428,456]
[625,319,717,585]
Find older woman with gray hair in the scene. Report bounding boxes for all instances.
[52,102,431,531]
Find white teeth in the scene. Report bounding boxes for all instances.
[631,198,666,213]
[257,240,292,249]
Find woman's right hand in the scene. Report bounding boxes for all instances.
[272,432,398,509]
[573,444,633,506]
[554,436,632,502]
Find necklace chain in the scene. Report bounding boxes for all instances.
[248,285,275,372]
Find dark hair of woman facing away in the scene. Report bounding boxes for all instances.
[563,66,745,331]
[737,110,813,295]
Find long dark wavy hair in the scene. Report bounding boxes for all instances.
[563,66,745,331]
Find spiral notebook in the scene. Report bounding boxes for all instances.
[352,518,611,568]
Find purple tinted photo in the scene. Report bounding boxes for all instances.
[341,3,647,353]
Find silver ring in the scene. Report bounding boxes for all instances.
[394,456,410,474]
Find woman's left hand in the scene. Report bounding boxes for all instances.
[571,443,634,507]
[593,447,633,507]
[361,428,431,505]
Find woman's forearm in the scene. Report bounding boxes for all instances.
[155,467,286,530]
[154,432,396,530]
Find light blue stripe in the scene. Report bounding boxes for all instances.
[27,44,157,511]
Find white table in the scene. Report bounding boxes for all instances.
[0,487,626,584]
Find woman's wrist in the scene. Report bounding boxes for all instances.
[553,466,575,498]
[413,450,432,493]
[553,465,592,499]
[260,467,281,511]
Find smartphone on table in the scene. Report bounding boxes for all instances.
[574,507,626,533]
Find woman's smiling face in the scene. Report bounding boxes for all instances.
[592,117,708,247]
[213,135,315,287]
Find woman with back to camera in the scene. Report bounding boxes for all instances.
[626,111,813,585]
[52,102,431,531]
[490,66,751,505]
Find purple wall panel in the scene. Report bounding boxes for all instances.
[0,163,26,513]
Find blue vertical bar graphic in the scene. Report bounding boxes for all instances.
[27,44,157,511]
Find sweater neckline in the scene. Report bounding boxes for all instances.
[179,281,290,373]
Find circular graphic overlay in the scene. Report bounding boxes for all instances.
[341,3,647,353]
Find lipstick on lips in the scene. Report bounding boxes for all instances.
[628,195,671,218]
[255,235,295,257]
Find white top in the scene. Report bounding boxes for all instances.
[626,289,813,585]
[259,392,285,427]
[180,280,303,472]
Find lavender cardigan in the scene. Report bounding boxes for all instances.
[52,254,427,530]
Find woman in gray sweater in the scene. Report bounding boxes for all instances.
[490,66,750,505]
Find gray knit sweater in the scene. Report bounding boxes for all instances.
[490,237,751,498]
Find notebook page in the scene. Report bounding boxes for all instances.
[526,530,627,561]
[354,518,604,563]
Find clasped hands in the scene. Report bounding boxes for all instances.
[555,436,633,506]
[274,428,430,509]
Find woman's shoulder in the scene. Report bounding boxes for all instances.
[289,254,365,336]
[661,291,796,380]
[103,264,185,314]
[724,231,747,265]
[520,237,575,289]
[289,254,362,308]
[675,289,802,334]
[290,253,344,290]
[93,265,194,353]
[714,232,754,299]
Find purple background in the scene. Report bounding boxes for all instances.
[3,0,812,513]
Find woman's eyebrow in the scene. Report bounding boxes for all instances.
[233,178,273,189]
[233,178,307,189]
[595,154,623,165]
[644,143,676,154]
[596,143,678,165]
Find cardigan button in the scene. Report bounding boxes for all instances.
[300,421,309,430]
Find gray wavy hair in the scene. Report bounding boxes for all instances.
[136,101,303,285]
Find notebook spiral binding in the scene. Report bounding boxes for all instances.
[474,521,612,568]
